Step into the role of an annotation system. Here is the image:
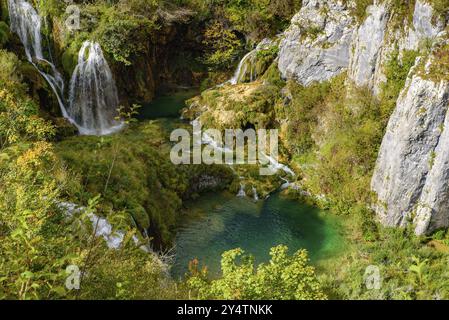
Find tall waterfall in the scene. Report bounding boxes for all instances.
[7,0,66,112]
[8,0,123,136]
[68,41,123,135]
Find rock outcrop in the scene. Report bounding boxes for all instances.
[371,54,449,235]
[278,0,355,85]
[279,0,445,93]
[401,0,446,51]
[348,3,389,92]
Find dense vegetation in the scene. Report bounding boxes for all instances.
[1,0,449,300]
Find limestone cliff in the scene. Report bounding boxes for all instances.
[278,0,354,85]
[371,55,449,234]
[277,0,448,234]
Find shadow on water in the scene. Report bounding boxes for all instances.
[137,88,199,120]
[172,192,345,279]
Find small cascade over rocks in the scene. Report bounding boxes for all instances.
[68,41,123,135]
[229,38,276,85]
[57,201,149,252]
[7,0,66,111]
[252,187,259,202]
[237,184,247,197]
[229,50,258,85]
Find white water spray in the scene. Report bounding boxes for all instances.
[229,50,258,85]
[68,41,123,135]
[237,184,247,197]
[7,0,66,111]
[252,187,259,202]
[229,38,276,85]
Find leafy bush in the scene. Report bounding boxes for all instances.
[188,245,326,300]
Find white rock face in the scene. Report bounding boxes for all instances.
[279,0,445,91]
[402,0,445,50]
[414,86,449,234]
[278,0,355,85]
[348,3,389,91]
[371,62,449,234]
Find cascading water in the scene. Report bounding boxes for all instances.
[8,0,123,136]
[229,50,258,85]
[252,187,259,202]
[237,184,247,197]
[229,38,276,85]
[68,41,123,135]
[7,0,66,111]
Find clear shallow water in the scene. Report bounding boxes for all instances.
[172,192,345,278]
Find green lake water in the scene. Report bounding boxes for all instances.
[138,89,198,120]
[138,90,345,279]
[172,192,344,278]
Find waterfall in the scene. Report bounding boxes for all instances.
[229,38,276,85]
[8,0,123,136]
[7,0,66,112]
[68,41,123,135]
[260,153,296,176]
[237,184,246,197]
[229,50,258,85]
[252,187,259,202]
[58,201,149,251]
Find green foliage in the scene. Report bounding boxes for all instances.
[56,121,234,246]
[0,142,74,299]
[282,79,332,155]
[0,143,183,299]
[202,21,244,70]
[0,21,9,47]
[188,245,326,300]
[389,0,417,27]
[0,51,55,148]
[215,0,301,39]
[379,49,419,119]
[423,43,449,81]
[430,0,449,21]
[349,0,374,23]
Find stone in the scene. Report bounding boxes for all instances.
[278,0,355,86]
[371,57,449,234]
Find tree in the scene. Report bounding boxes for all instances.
[187,245,327,300]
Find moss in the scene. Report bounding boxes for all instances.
[55,120,234,247]
[424,43,449,81]
[261,61,285,87]
[348,0,374,23]
[61,45,79,75]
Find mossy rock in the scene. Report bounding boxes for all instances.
[61,45,79,76]
[52,117,78,140]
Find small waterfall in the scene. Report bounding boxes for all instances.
[7,0,66,111]
[252,187,259,202]
[260,152,296,176]
[58,201,148,251]
[280,177,291,190]
[237,184,246,197]
[68,41,123,135]
[229,50,258,85]
[229,38,276,85]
